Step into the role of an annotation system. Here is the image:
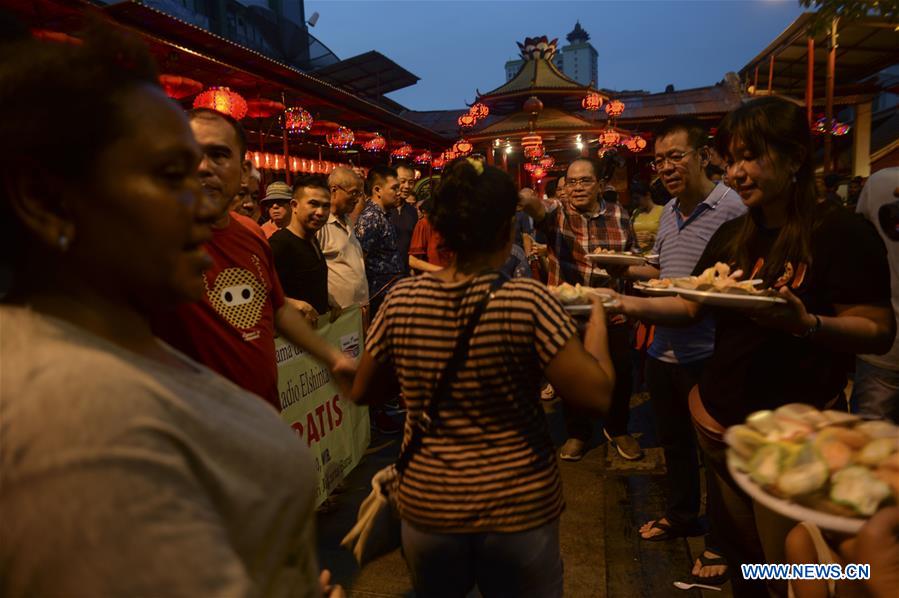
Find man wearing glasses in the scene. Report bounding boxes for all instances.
[610,117,744,585]
[519,155,641,463]
[319,167,370,318]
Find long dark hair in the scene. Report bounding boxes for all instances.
[715,97,819,283]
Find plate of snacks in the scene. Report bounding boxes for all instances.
[585,249,647,266]
[671,262,786,308]
[725,403,899,534]
[549,283,617,316]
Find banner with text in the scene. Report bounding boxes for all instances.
[276,305,369,506]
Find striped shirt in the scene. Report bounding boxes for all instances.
[648,184,746,364]
[366,272,577,532]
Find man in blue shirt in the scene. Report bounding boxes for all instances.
[355,165,404,317]
[613,117,746,585]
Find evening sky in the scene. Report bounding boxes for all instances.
[305,0,806,110]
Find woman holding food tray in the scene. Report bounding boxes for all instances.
[609,96,895,595]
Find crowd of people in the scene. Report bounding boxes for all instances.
[2,19,898,598]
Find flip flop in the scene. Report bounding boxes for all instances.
[686,551,729,587]
[640,518,699,542]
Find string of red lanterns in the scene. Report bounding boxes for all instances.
[246,151,354,175]
[193,86,248,120]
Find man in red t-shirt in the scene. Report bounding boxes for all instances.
[152,108,354,410]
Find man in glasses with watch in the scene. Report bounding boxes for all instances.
[519,154,642,463]
[611,117,745,585]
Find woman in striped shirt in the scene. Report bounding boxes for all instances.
[350,158,614,597]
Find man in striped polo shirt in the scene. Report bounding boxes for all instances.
[614,117,745,581]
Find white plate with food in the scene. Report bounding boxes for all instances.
[585,251,646,266]
[549,283,618,316]
[674,287,786,308]
[725,404,899,534]
[633,280,678,296]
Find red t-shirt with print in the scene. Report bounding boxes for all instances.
[153,212,286,410]
[409,216,454,268]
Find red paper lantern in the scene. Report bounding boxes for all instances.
[391,143,413,158]
[453,139,473,156]
[469,102,490,120]
[442,149,459,161]
[432,156,447,169]
[539,155,555,169]
[414,151,432,165]
[283,107,314,133]
[524,144,544,159]
[363,134,387,152]
[193,87,248,120]
[624,136,647,153]
[524,162,538,173]
[599,130,621,146]
[246,98,285,118]
[581,92,603,111]
[531,166,547,179]
[523,96,544,114]
[521,133,543,148]
[158,74,203,100]
[604,100,625,118]
[458,114,477,128]
[326,126,355,149]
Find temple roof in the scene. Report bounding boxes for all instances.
[467,107,604,140]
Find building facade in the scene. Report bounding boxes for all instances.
[504,22,597,86]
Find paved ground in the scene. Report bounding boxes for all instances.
[316,392,734,598]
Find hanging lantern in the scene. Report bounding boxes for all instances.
[193,86,248,120]
[532,166,547,179]
[604,99,625,118]
[623,135,647,153]
[524,162,538,173]
[326,126,355,149]
[523,96,544,114]
[414,150,432,165]
[283,107,314,134]
[158,74,203,100]
[246,98,285,119]
[599,130,621,146]
[831,122,851,136]
[521,133,543,148]
[442,149,459,161]
[250,151,263,169]
[524,144,544,159]
[453,138,473,156]
[432,156,447,169]
[391,143,413,159]
[539,155,555,169]
[469,102,490,120]
[362,133,387,152]
[458,113,477,128]
[581,91,603,111]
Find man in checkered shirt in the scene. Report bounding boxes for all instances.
[520,157,642,462]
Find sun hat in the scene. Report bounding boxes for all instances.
[260,181,292,205]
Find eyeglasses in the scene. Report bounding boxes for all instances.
[332,184,364,199]
[651,149,698,171]
[567,177,597,188]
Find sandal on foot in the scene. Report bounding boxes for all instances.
[687,551,729,587]
[641,519,689,542]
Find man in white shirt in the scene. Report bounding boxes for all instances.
[319,167,369,318]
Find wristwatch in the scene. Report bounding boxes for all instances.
[794,314,823,339]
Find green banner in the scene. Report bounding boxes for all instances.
[275,305,370,506]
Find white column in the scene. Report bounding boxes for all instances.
[853,101,872,177]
